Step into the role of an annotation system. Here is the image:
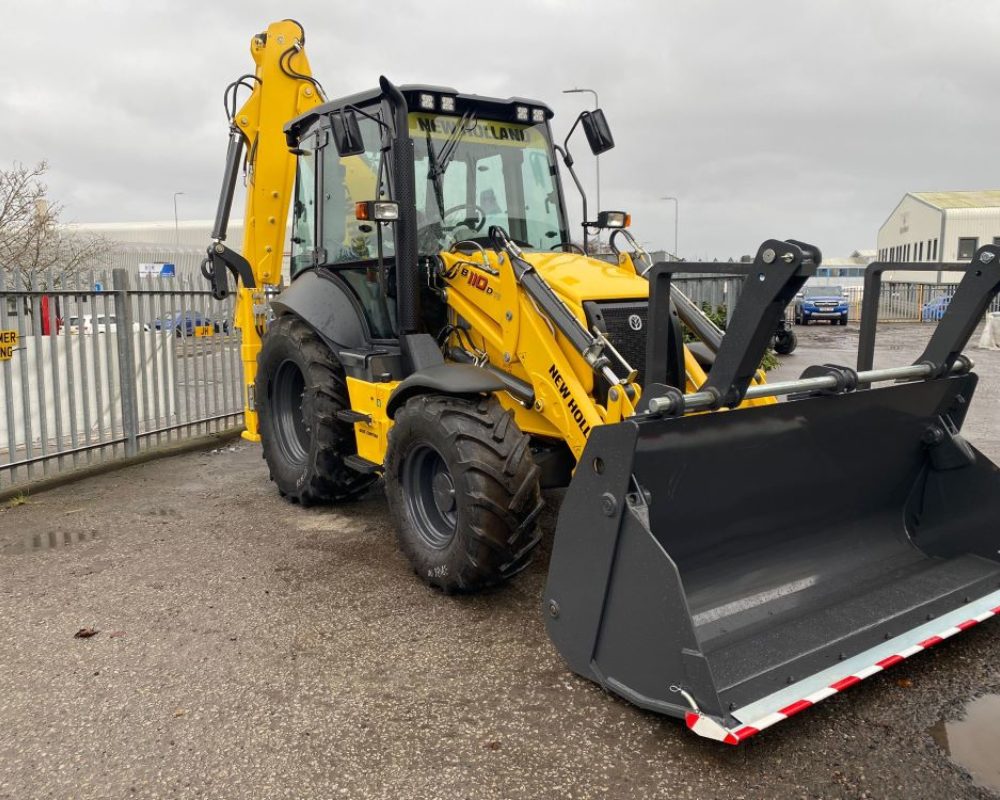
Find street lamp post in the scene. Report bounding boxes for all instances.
[173,191,185,249]
[562,87,600,215]
[661,196,679,260]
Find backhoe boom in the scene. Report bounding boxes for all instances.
[202,19,322,440]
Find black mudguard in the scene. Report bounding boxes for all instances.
[386,364,505,418]
[270,269,369,350]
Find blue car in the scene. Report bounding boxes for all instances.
[793,285,850,326]
[921,295,952,321]
[154,310,230,337]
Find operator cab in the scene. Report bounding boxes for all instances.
[284,85,572,339]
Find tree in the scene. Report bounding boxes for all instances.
[0,162,111,289]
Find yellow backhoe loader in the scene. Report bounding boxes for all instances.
[202,20,1000,743]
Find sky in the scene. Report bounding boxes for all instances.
[3,0,1000,260]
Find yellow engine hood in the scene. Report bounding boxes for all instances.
[521,251,649,305]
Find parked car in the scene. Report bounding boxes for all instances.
[67,314,149,334]
[921,294,952,321]
[154,311,230,337]
[793,285,849,326]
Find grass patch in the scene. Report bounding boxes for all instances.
[4,492,29,510]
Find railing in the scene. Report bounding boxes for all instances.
[676,277,1000,324]
[672,275,744,316]
[1,267,244,494]
[4,263,998,496]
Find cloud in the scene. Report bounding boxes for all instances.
[2,0,998,257]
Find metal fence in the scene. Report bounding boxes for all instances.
[676,277,1000,324]
[672,275,745,316]
[4,263,998,496]
[1,267,243,494]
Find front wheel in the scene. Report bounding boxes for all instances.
[384,395,544,593]
[256,315,376,505]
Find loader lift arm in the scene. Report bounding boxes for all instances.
[201,19,323,440]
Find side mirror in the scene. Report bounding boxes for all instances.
[331,110,365,157]
[581,109,615,155]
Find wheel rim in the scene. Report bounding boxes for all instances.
[401,444,458,550]
[272,359,310,466]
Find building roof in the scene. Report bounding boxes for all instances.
[910,191,1000,210]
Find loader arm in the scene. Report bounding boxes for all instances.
[202,19,323,440]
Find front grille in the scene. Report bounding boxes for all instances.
[584,300,648,384]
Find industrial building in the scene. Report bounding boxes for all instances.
[61,219,290,284]
[877,191,1000,281]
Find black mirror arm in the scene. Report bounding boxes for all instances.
[562,111,585,156]
[553,144,588,236]
[339,103,390,133]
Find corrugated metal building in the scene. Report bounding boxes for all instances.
[62,220,292,284]
[877,191,1000,281]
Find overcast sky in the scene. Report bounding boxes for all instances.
[3,0,999,259]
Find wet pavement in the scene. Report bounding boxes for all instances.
[930,694,1000,793]
[0,323,998,799]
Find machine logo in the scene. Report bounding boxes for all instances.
[628,314,643,331]
[547,364,592,436]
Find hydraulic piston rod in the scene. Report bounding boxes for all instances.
[647,359,972,416]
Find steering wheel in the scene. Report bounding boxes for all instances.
[441,203,487,232]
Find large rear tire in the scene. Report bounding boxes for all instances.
[256,315,376,505]
[384,395,544,593]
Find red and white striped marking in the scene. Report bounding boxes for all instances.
[685,602,1000,745]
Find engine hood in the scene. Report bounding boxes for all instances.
[521,251,649,305]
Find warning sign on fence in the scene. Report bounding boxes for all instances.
[0,329,18,361]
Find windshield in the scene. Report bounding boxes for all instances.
[805,285,844,298]
[410,112,566,255]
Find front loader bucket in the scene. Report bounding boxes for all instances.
[544,373,1000,743]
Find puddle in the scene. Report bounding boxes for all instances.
[929,694,1000,793]
[5,529,97,555]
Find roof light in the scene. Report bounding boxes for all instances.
[531,108,546,123]
[418,93,436,111]
[440,96,456,112]
[515,105,529,122]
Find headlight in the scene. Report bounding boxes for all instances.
[595,210,631,229]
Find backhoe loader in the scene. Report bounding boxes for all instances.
[203,20,1000,743]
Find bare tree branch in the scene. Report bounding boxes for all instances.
[0,162,112,290]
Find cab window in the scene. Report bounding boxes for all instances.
[318,111,397,338]
[321,115,394,264]
[290,138,317,277]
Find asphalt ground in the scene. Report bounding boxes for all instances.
[1,322,998,800]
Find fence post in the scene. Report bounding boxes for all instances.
[112,268,139,457]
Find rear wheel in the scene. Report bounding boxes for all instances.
[256,315,376,505]
[384,395,544,593]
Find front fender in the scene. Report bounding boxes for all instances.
[386,364,505,419]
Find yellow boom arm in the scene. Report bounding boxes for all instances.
[204,19,322,440]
